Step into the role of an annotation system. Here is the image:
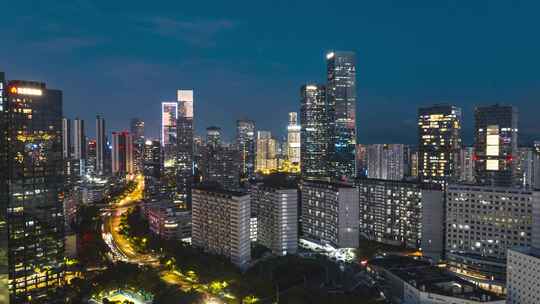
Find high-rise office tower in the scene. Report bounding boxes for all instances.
[206,126,222,149]
[301,180,359,248]
[112,131,134,175]
[366,144,405,181]
[236,119,256,182]
[161,101,178,168]
[474,105,518,187]
[86,139,97,175]
[192,185,251,268]
[326,51,357,181]
[256,131,278,173]
[410,151,419,178]
[206,144,240,191]
[62,118,72,159]
[300,84,329,179]
[287,112,301,165]
[418,105,462,187]
[0,72,6,303]
[176,90,194,208]
[130,117,145,172]
[358,179,444,260]
[143,139,161,179]
[96,115,106,176]
[1,79,65,302]
[73,117,86,176]
[459,147,475,183]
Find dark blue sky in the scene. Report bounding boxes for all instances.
[2,0,539,144]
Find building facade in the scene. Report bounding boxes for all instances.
[326,51,357,181]
[1,79,65,302]
[474,105,518,187]
[366,144,405,181]
[418,105,462,187]
[358,178,445,260]
[255,130,277,173]
[301,180,359,248]
[460,147,476,183]
[112,131,134,175]
[287,112,301,165]
[161,101,178,168]
[446,184,540,294]
[96,115,106,176]
[251,182,298,256]
[176,90,194,208]
[300,84,329,179]
[237,119,256,182]
[191,187,251,268]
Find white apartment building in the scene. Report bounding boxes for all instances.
[192,186,251,268]
[301,180,358,248]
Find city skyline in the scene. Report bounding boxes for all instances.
[3,1,540,144]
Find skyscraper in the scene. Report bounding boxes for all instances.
[96,115,106,176]
[326,51,357,181]
[143,139,161,179]
[236,119,256,182]
[112,131,134,175]
[176,90,194,208]
[161,101,178,168]
[62,118,72,159]
[418,105,462,187]
[206,126,222,149]
[73,117,86,176]
[255,131,278,173]
[130,117,145,172]
[287,112,301,165]
[474,104,518,187]
[300,84,329,179]
[366,144,405,181]
[1,79,65,302]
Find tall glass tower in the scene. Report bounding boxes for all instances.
[176,90,194,209]
[236,119,256,182]
[418,104,462,187]
[474,104,518,187]
[326,51,357,181]
[1,79,65,302]
[300,84,329,179]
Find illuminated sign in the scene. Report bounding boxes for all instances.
[326,52,335,60]
[10,87,43,96]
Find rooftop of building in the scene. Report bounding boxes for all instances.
[256,173,299,189]
[369,256,502,302]
[193,182,247,197]
[301,178,355,188]
[447,183,537,194]
[509,246,540,259]
[391,266,503,302]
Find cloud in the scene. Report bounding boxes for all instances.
[139,17,237,48]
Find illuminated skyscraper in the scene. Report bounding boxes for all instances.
[458,147,475,183]
[418,105,462,187]
[256,131,277,173]
[161,101,178,167]
[326,51,357,181]
[176,90,194,208]
[287,112,301,165]
[96,115,106,175]
[206,126,222,149]
[62,118,72,159]
[1,79,65,302]
[130,117,145,172]
[143,139,161,179]
[300,84,329,179]
[0,72,7,303]
[73,117,86,176]
[112,131,134,175]
[236,119,256,181]
[474,104,518,187]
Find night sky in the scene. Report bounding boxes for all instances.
[2,0,539,144]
